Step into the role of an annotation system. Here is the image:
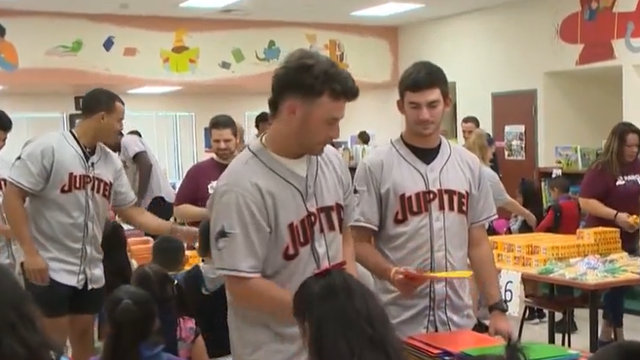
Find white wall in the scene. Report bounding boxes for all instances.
[398,0,640,165]
[0,89,401,160]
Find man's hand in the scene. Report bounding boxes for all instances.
[171,224,198,245]
[488,311,512,340]
[23,252,49,285]
[390,267,429,295]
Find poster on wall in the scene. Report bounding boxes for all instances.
[504,124,525,160]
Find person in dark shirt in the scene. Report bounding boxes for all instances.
[174,115,238,226]
[536,176,581,333]
[579,122,640,348]
[461,116,500,175]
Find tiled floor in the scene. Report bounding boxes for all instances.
[513,309,640,352]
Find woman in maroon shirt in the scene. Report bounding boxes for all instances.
[579,122,640,348]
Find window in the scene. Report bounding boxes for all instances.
[123,112,196,183]
[0,113,65,163]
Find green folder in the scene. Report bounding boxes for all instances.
[462,342,579,360]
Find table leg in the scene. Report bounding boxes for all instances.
[588,290,599,353]
[547,284,556,344]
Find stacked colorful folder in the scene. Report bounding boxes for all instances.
[403,330,587,360]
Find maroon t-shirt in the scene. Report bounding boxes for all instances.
[175,158,228,225]
[580,160,640,251]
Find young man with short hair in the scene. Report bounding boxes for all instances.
[174,115,239,225]
[208,49,359,360]
[352,62,511,339]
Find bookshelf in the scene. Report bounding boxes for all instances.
[535,167,586,209]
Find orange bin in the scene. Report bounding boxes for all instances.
[128,237,154,265]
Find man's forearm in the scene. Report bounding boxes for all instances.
[468,229,501,304]
[174,204,208,223]
[116,206,172,235]
[3,185,37,256]
[225,276,296,324]
[342,229,357,277]
[351,226,393,281]
[136,165,152,202]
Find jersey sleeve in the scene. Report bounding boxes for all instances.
[350,161,382,231]
[120,135,146,160]
[469,164,498,227]
[210,186,270,277]
[111,160,137,208]
[8,138,54,194]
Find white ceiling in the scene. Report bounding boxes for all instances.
[0,0,527,26]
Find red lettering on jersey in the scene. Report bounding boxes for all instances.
[283,202,344,262]
[59,172,113,201]
[393,189,468,225]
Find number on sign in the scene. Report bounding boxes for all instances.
[503,280,513,303]
[498,270,522,317]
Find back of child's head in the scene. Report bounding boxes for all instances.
[152,235,186,272]
[132,263,176,305]
[102,221,132,295]
[518,179,543,222]
[101,285,159,360]
[590,340,640,360]
[549,176,570,195]
[198,220,211,258]
[293,269,405,360]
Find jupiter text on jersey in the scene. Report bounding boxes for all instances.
[59,173,113,200]
[284,202,344,261]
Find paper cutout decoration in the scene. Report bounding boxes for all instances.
[103,36,115,52]
[160,29,200,74]
[123,47,139,57]
[44,39,84,57]
[255,40,281,63]
[0,38,19,72]
[218,61,232,70]
[231,47,245,63]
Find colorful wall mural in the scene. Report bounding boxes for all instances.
[558,0,640,66]
[0,11,397,90]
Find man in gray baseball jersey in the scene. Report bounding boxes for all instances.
[2,88,197,360]
[351,61,511,339]
[208,49,359,360]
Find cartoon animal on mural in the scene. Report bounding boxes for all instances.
[160,29,200,74]
[255,40,281,62]
[0,23,18,72]
[557,0,640,65]
[45,39,84,57]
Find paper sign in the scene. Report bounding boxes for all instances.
[551,168,563,178]
[499,270,523,317]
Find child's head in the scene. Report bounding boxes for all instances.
[549,176,570,200]
[101,285,159,360]
[198,220,211,259]
[131,263,176,305]
[152,235,186,272]
[102,221,132,294]
[293,269,405,360]
[102,220,127,255]
[0,264,62,360]
[590,340,640,360]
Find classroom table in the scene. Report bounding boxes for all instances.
[501,264,640,353]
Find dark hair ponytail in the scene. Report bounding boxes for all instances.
[293,269,405,360]
[101,285,158,360]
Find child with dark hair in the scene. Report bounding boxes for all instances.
[132,264,208,360]
[99,220,133,341]
[152,236,187,273]
[178,220,231,359]
[293,268,405,360]
[589,340,640,360]
[0,264,69,360]
[92,285,181,360]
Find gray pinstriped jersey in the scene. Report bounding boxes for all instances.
[351,137,496,338]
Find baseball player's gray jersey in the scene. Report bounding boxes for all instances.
[351,136,496,338]
[8,131,136,288]
[209,139,354,360]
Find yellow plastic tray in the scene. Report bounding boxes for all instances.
[424,270,473,278]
